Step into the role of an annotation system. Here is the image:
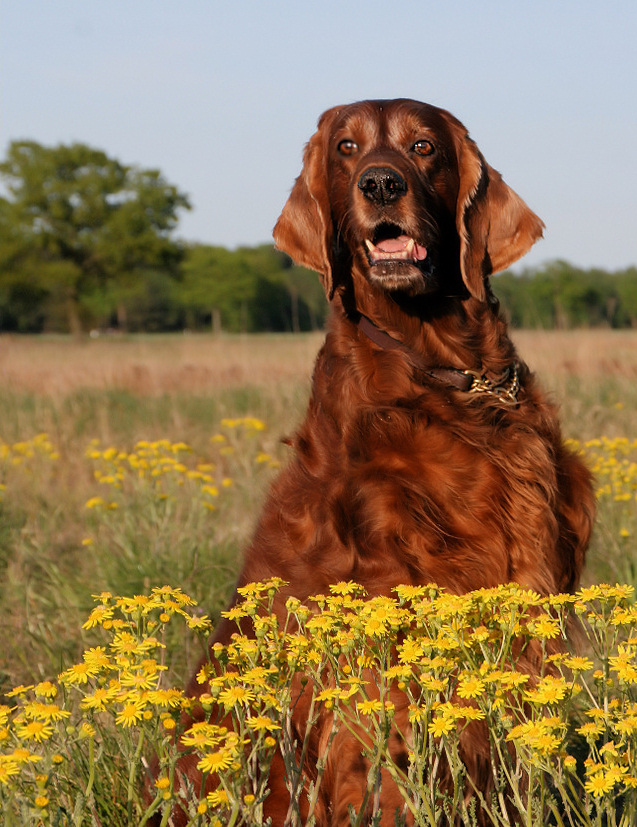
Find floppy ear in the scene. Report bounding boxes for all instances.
[273,113,335,299]
[451,122,544,301]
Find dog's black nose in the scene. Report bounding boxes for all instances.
[358,167,407,204]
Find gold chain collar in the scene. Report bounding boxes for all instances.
[462,364,520,405]
[355,313,521,405]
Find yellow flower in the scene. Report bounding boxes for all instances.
[24,702,69,722]
[246,715,281,732]
[529,615,560,639]
[315,688,340,704]
[207,789,229,807]
[218,686,255,708]
[5,684,34,698]
[398,637,423,664]
[186,614,213,631]
[420,675,448,693]
[81,688,113,712]
[0,761,20,783]
[59,661,100,685]
[471,625,490,642]
[34,681,57,699]
[564,656,593,672]
[120,669,159,691]
[221,605,247,621]
[115,701,145,728]
[8,748,41,765]
[85,496,106,509]
[457,674,486,699]
[181,722,223,749]
[578,721,605,739]
[146,688,185,708]
[428,715,456,737]
[585,771,615,797]
[35,796,49,808]
[110,631,155,657]
[197,749,234,774]
[357,699,383,715]
[525,675,569,705]
[82,606,114,630]
[16,720,53,742]
[609,646,637,682]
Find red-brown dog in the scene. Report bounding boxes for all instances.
[165,99,595,826]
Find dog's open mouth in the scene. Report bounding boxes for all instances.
[364,224,427,266]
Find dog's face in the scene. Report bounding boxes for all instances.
[274,99,544,303]
[324,99,462,297]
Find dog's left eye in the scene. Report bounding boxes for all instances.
[338,140,359,156]
[413,140,435,157]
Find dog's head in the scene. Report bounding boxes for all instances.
[273,99,544,302]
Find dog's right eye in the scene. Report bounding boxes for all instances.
[337,140,359,156]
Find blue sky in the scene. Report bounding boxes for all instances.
[2,1,636,271]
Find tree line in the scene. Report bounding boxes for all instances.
[0,139,635,334]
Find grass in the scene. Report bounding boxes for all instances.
[0,329,636,689]
[0,329,636,823]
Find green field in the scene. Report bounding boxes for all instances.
[1,329,636,691]
[1,330,637,825]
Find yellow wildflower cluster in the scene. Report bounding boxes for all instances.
[3,580,637,824]
[187,580,637,825]
[0,433,59,500]
[575,436,637,503]
[571,437,637,548]
[83,417,276,513]
[0,586,211,822]
[219,417,266,431]
[85,438,226,509]
[0,433,59,465]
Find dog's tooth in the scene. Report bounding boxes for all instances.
[405,237,418,262]
[365,239,376,252]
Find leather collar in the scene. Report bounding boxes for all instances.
[355,313,520,404]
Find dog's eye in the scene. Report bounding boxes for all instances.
[413,140,435,157]
[337,140,359,156]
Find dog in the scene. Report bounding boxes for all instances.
[168,99,595,825]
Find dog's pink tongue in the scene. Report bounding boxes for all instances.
[376,235,427,260]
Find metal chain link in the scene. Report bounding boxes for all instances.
[463,365,520,405]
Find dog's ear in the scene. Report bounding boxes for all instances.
[447,117,544,301]
[273,111,335,299]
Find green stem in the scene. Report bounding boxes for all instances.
[128,729,145,823]
[85,735,96,799]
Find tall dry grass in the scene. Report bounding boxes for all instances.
[1,330,636,394]
[0,332,322,395]
[1,329,635,440]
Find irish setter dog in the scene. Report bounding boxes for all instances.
[168,99,595,825]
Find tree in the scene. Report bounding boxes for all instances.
[614,268,637,328]
[0,141,190,333]
[179,244,328,333]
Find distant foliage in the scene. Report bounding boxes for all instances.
[496,261,637,330]
[0,141,634,334]
[0,140,190,335]
[178,243,328,334]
